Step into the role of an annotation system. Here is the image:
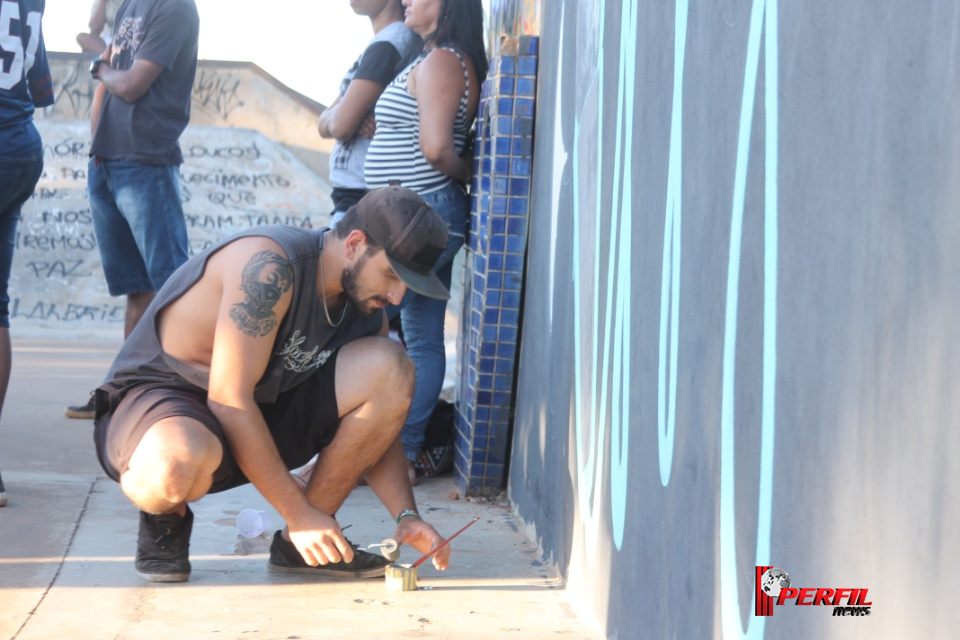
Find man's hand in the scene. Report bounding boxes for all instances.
[287,508,355,565]
[393,517,451,570]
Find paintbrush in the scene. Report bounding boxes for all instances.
[411,516,480,568]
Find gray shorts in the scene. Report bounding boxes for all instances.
[93,349,341,494]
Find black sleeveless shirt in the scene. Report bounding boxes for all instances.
[101,225,383,403]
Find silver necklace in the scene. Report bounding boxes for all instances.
[319,237,348,327]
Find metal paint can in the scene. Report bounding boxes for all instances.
[384,563,418,591]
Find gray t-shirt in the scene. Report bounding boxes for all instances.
[89,0,199,165]
[102,226,384,404]
[329,21,421,190]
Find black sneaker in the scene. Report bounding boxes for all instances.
[268,530,389,578]
[135,506,193,582]
[65,391,95,419]
[0,469,6,507]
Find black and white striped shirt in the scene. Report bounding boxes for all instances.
[364,47,471,194]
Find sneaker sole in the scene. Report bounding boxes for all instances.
[268,563,386,579]
[64,408,95,419]
[136,569,190,582]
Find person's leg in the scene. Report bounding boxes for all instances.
[0,149,44,502]
[398,184,468,464]
[110,161,189,331]
[300,336,414,515]
[95,383,228,582]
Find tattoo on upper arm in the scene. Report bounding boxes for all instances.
[229,251,294,337]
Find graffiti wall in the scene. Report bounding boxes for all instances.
[507,0,960,638]
[11,121,331,338]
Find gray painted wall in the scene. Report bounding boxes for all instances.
[507,0,959,637]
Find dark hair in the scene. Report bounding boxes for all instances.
[429,0,488,83]
[333,205,383,252]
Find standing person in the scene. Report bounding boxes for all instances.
[318,0,421,225]
[0,0,54,506]
[365,0,487,483]
[75,0,123,56]
[93,187,453,582]
[65,0,199,420]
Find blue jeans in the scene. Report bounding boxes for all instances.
[88,158,190,296]
[0,142,44,327]
[399,182,468,460]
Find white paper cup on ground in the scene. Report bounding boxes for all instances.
[236,509,272,538]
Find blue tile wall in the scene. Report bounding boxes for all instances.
[454,35,538,496]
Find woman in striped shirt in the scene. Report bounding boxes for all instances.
[365,0,487,483]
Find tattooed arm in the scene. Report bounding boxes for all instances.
[204,238,354,565]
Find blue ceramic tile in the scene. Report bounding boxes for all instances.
[490,235,505,252]
[495,157,509,174]
[497,116,513,136]
[519,35,538,55]
[485,289,501,307]
[482,325,497,341]
[518,56,537,76]
[500,326,518,342]
[480,175,491,193]
[483,138,492,155]
[472,420,487,437]
[500,76,515,95]
[513,117,534,136]
[482,157,491,174]
[492,407,510,424]
[497,97,513,115]
[472,448,487,465]
[505,254,524,273]
[511,158,531,176]
[481,341,496,357]
[507,234,526,252]
[478,373,492,390]
[487,447,504,466]
[512,137,532,156]
[495,137,511,155]
[491,217,505,234]
[516,97,534,117]
[485,463,504,479]
[484,307,499,324]
[494,391,511,406]
[509,178,529,196]
[500,55,516,75]
[495,357,513,374]
[488,271,502,288]
[479,357,493,373]
[476,405,490,422]
[492,194,507,212]
[507,196,530,216]
[504,273,522,291]
[507,217,527,236]
[488,253,503,271]
[480,78,491,99]
[517,77,535,96]
[502,289,520,308]
[494,373,512,390]
[502,308,520,326]
[477,390,491,406]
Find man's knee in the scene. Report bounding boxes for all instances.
[336,337,416,412]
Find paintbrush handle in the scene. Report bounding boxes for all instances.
[411,516,480,568]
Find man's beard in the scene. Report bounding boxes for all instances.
[340,252,391,315]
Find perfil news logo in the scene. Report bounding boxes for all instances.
[755,566,872,617]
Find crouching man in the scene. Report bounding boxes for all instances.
[93,187,453,581]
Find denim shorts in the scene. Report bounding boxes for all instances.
[0,149,44,327]
[88,158,190,296]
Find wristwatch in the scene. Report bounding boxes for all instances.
[89,56,104,79]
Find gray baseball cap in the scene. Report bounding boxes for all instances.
[356,187,451,300]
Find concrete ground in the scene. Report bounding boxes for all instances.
[0,338,598,640]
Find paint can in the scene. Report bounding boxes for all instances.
[384,563,417,591]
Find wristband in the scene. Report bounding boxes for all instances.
[395,509,421,524]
